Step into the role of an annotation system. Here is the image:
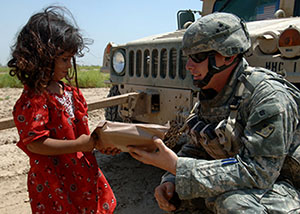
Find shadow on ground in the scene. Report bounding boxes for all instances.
[95,151,166,214]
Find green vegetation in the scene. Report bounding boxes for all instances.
[73,66,110,88]
[0,66,9,73]
[0,67,23,88]
[0,66,110,88]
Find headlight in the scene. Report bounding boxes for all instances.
[257,31,279,54]
[112,49,126,75]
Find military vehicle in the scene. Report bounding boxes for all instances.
[101,0,300,130]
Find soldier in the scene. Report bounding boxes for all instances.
[128,12,300,213]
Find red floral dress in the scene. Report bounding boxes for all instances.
[13,84,116,214]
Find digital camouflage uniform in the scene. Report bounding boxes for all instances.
[162,13,300,213]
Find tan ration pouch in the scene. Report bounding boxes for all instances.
[190,119,242,159]
[198,134,229,159]
[91,120,169,152]
[215,119,242,157]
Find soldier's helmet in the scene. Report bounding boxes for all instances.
[182,12,251,57]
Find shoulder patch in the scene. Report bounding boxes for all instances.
[255,124,275,138]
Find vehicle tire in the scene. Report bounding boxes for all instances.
[105,85,123,122]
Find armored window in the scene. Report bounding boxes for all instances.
[294,0,300,16]
[213,0,279,21]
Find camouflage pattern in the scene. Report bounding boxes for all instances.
[213,181,300,213]
[182,12,251,56]
[162,59,300,213]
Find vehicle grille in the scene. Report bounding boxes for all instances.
[128,47,188,81]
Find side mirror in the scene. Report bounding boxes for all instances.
[177,10,195,30]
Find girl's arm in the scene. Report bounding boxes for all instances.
[26,134,94,155]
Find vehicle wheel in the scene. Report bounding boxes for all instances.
[105,85,123,121]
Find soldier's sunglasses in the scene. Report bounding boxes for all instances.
[188,52,212,63]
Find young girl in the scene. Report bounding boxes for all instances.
[8,6,116,214]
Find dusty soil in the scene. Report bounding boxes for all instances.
[0,88,165,214]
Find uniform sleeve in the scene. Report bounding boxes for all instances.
[161,139,212,184]
[175,80,298,200]
[13,94,50,146]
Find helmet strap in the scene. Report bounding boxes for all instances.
[193,53,241,88]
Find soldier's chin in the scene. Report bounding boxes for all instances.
[199,88,218,100]
[193,79,207,88]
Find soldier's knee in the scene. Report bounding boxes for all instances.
[214,192,240,214]
[214,190,266,214]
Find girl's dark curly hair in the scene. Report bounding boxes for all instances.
[8,6,90,93]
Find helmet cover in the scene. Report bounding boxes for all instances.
[182,12,251,56]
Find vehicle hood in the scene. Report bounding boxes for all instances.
[124,17,300,46]
[246,16,300,36]
[126,29,186,46]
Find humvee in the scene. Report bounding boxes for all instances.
[101,0,300,129]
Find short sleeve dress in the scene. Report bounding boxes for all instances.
[13,83,116,214]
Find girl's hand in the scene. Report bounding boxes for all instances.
[98,147,121,156]
[91,132,121,155]
[128,137,178,175]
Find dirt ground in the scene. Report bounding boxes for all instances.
[0,87,166,214]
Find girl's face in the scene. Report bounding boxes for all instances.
[53,52,74,81]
